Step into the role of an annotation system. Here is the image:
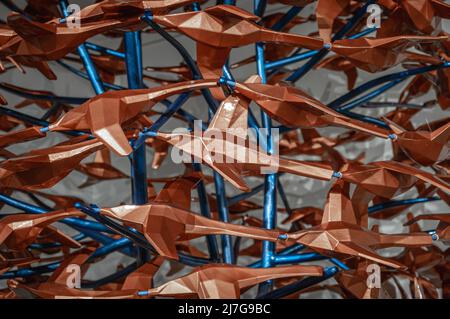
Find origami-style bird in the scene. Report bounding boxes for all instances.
[153,94,336,192]
[404,213,450,241]
[231,77,392,139]
[48,79,217,156]
[151,5,323,81]
[385,118,449,166]
[331,35,446,73]
[0,136,104,189]
[340,160,450,199]
[153,88,450,196]
[95,173,283,259]
[286,180,437,269]
[0,13,127,79]
[0,210,83,250]
[11,263,322,299]
[380,0,450,35]
[139,264,323,299]
[0,126,46,149]
[152,5,446,76]
[8,252,164,299]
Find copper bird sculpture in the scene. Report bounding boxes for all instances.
[94,173,284,259]
[286,180,438,269]
[0,210,83,250]
[138,264,323,299]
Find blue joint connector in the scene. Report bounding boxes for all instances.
[430,231,439,241]
[278,234,288,240]
[388,133,397,140]
[89,204,101,213]
[218,76,236,90]
[332,171,343,179]
[142,10,153,21]
[137,290,149,296]
[39,126,50,133]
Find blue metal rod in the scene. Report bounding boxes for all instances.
[0,106,54,128]
[338,77,406,111]
[255,0,278,295]
[286,0,376,83]
[265,28,376,71]
[259,266,339,299]
[85,42,126,59]
[277,177,293,216]
[228,182,265,207]
[193,163,220,261]
[368,197,441,214]
[147,92,191,132]
[125,31,149,207]
[274,252,327,265]
[59,0,105,95]
[329,62,450,109]
[266,49,318,71]
[142,12,219,113]
[0,262,61,279]
[271,6,303,32]
[90,237,133,259]
[248,243,306,268]
[0,193,112,233]
[29,233,86,250]
[213,173,234,264]
[0,83,88,105]
[341,109,391,128]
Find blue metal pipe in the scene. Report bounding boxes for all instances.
[277,177,292,216]
[29,233,86,250]
[248,243,306,268]
[0,193,112,233]
[125,31,148,207]
[330,258,350,270]
[341,110,391,129]
[271,6,303,32]
[255,1,278,295]
[273,252,327,265]
[147,92,191,132]
[142,12,219,113]
[329,62,450,109]
[266,27,376,71]
[0,83,88,105]
[265,49,318,71]
[213,173,234,264]
[85,42,126,59]
[0,262,61,279]
[286,0,376,83]
[338,78,406,111]
[259,266,339,299]
[228,182,265,207]
[59,0,105,95]
[193,163,220,261]
[368,197,441,214]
